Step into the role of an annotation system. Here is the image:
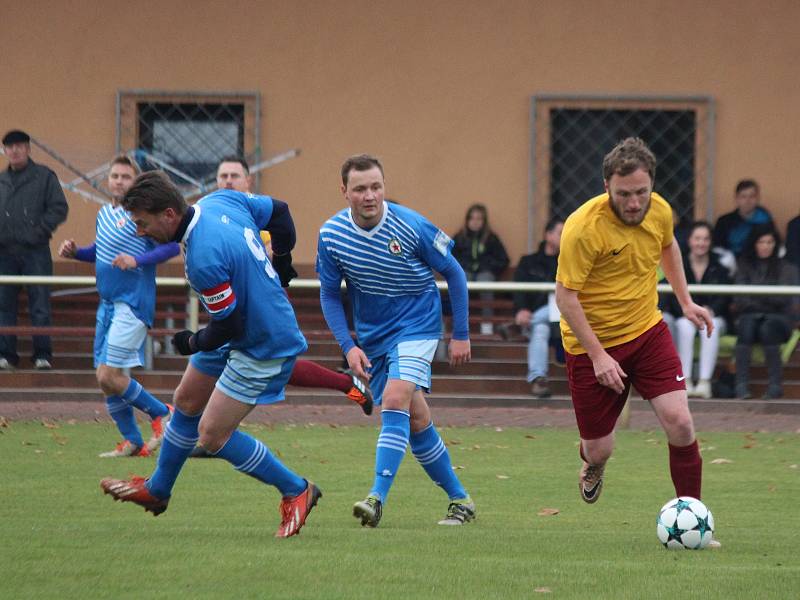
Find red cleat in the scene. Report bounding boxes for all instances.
[275,481,322,538]
[100,476,170,516]
[146,404,174,452]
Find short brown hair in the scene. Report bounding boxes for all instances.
[602,137,656,183]
[341,154,384,186]
[121,170,187,215]
[110,154,140,175]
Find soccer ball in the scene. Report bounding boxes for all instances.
[656,496,715,549]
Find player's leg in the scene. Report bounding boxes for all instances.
[675,317,697,392]
[408,391,475,525]
[289,359,373,414]
[694,316,725,399]
[528,305,552,397]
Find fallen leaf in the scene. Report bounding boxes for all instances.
[742,444,755,449]
[495,445,510,449]
[447,439,462,446]
[41,420,58,429]
[768,485,777,492]
[0,416,9,427]
[790,464,798,469]
[537,508,560,516]
[66,419,77,425]
[496,474,509,479]
[495,427,504,432]
[452,465,465,470]
[472,444,481,449]
[711,458,733,464]
[34,449,44,454]
[525,434,537,439]
[534,587,552,594]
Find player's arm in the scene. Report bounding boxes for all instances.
[660,239,713,337]
[172,281,245,355]
[59,240,96,263]
[264,199,297,287]
[436,255,471,366]
[112,242,180,271]
[556,282,627,393]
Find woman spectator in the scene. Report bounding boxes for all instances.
[732,224,800,399]
[452,203,509,335]
[673,221,731,398]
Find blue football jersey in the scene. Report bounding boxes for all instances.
[184,189,307,360]
[95,204,158,326]
[316,201,453,357]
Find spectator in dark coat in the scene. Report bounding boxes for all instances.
[712,179,774,257]
[785,212,800,269]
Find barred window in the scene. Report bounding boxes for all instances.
[529,96,714,248]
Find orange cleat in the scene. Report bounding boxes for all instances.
[146,404,174,452]
[98,440,150,458]
[275,481,322,538]
[100,476,170,516]
[345,371,373,416]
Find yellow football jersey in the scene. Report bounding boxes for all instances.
[556,192,673,354]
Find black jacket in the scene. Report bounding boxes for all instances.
[786,214,800,269]
[511,242,558,313]
[0,159,68,253]
[712,206,773,256]
[662,253,732,319]
[734,258,800,316]
[452,231,509,278]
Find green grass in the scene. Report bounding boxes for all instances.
[1,421,798,599]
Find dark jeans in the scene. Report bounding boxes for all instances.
[735,313,791,345]
[0,247,54,365]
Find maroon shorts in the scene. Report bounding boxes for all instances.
[565,320,685,440]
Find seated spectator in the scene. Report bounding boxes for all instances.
[673,221,731,398]
[732,224,800,399]
[786,211,800,268]
[507,217,563,398]
[713,179,774,257]
[452,203,509,335]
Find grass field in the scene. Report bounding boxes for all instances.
[2,420,798,599]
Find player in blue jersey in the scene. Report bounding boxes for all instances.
[58,156,177,457]
[317,154,475,527]
[100,171,321,537]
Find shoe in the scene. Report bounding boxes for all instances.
[706,538,722,549]
[735,384,752,400]
[579,462,605,504]
[34,358,52,370]
[275,481,322,538]
[189,445,215,458]
[762,385,783,399]
[692,379,712,399]
[100,476,169,516]
[530,377,551,399]
[98,440,150,458]
[345,371,374,416]
[353,495,382,528]
[0,358,14,371]
[479,322,494,336]
[496,322,520,341]
[438,499,476,525]
[145,404,173,452]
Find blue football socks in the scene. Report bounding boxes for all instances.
[370,409,410,502]
[121,379,169,419]
[410,421,467,500]
[215,430,306,497]
[105,396,144,447]
[146,408,200,499]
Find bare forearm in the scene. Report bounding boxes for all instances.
[661,240,692,309]
[555,283,604,359]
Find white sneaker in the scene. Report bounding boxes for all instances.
[685,381,695,396]
[693,379,712,399]
[479,322,493,335]
[0,358,14,371]
[34,358,52,370]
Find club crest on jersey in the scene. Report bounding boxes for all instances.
[116,216,127,229]
[388,237,403,255]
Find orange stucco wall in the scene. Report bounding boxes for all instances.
[3,0,799,265]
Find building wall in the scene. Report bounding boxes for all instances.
[3,0,799,265]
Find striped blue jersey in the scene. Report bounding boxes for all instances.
[95,204,159,326]
[184,190,307,360]
[316,201,454,357]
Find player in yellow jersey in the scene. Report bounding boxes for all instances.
[556,139,718,546]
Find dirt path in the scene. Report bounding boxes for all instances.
[2,401,798,432]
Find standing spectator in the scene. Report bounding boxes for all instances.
[712,179,774,257]
[673,222,731,399]
[452,203,509,335]
[732,224,800,399]
[510,217,564,398]
[0,129,68,370]
[785,212,800,269]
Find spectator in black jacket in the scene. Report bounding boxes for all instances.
[508,217,563,397]
[785,212,800,269]
[0,130,68,370]
[732,224,800,399]
[712,179,774,257]
[452,203,509,335]
[672,222,731,398]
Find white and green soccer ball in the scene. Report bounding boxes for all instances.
[656,496,715,549]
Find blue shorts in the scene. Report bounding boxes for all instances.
[94,301,147,368]
[368,339,438,406]
[190,345,296,405]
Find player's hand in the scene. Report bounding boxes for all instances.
[272,252,298,288]
[346,346,372,381]
[591,350,627,394]
[682,302,714,338]
[58,239,77,259]
[448,338,471,367]
[112,253,138,270]
[514,309,532,327]
[172,330,197,355]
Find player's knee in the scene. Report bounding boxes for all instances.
[173,384,204,415]
[197,422,227,453]
[664,412,695,441]
[96,366,125,396]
